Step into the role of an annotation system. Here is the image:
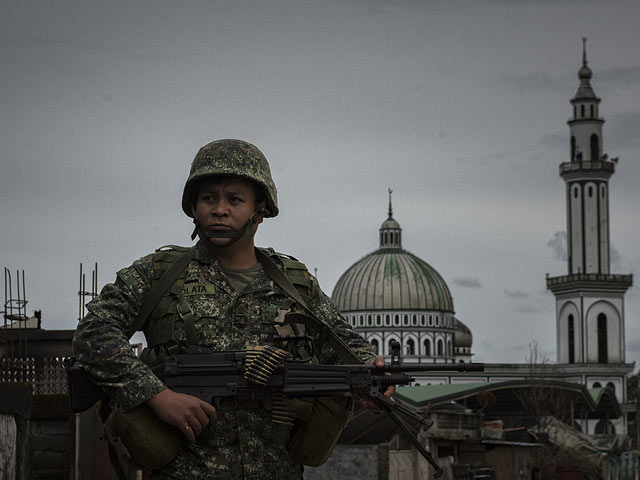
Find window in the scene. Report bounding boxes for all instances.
[588,186,593,197]
[568,314,575,364]
[371,339,379,355]
[590,105,594,118]
[574,186,578,199]
[595,419,615,435]
[394,314,399,326]
[437,339,443,356]
[406,339,415,356]
[423,339,431,356]
[581,105,585,118]
[590,134,599,161]
[593,382,602,388]
[403,315,409,326]
[598,313,608,363]
[571,136,576,161]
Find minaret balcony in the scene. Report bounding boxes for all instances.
[559,160,614,179]
[546,273,632,295]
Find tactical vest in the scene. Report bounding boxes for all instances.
[139,245,313,366]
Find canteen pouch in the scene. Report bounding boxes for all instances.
[103,404,182,471]
[287,397,351,467]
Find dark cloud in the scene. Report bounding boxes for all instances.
[453,277,483,288]
[546,231,567,262]
[600,66,640,86]
[502,72,571,93]
[514,305,541,314]
[540,132,566,149]
[610,245,621,272]
[505,290,530,299]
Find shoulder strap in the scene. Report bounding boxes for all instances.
[127,246,197,338]
[255,248,362,364]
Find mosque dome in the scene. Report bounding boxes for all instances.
[332,250,454,313]
[331,190,469,363]
[454,318,473,348]
[332,191,454,314]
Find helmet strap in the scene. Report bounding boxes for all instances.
[192,212,258,247]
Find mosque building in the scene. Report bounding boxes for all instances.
[330,40,634,435]
[332,191,472,364]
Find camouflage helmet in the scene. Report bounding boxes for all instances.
[181,139,279,218]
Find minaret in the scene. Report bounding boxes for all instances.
[547,39,632,364]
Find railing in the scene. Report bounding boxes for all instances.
[559,160,615,174]
[0,357,68,395]
[546,273,633,287]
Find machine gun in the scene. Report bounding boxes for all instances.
[67,343,484,477]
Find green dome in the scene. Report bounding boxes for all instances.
[331,248,454,313]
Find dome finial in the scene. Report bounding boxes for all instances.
[582,36,588,67]
[388,187,393,218]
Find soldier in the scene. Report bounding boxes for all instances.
[73,139,393,479]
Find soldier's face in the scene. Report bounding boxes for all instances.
[195,177,264,245]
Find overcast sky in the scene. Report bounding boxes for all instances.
[1,0,639,366]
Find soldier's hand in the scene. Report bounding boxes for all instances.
[359,356,396,411]
[147,388,217,442]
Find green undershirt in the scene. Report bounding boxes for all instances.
[220,263,263,293]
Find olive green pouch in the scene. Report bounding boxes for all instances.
[288,397,351,467]
[103,404,182,471]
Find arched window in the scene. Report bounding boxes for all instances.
[371,339,379,355]
[588,186,593,197]
[423,339,431,356]
[437,339,443,356]
[571,136,576,162]
[590,105,594,118]
[590,134,599,161]
[394,315,399,326]
[581,105,585,118]
[406,339,415,356]
[595,419,615,435]
[574,186,579,198]
[568,314,575,364]
[598,313,608,363]
[573,105,577,119]
[606,382,615,391]
[446,339,452,357]
[403,315,409,326]
[593,382,602,388]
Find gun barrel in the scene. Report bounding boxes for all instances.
[373,363,485,373]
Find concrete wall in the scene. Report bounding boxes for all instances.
[304,445,387,480]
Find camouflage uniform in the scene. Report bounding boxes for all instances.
[73,243,374,479]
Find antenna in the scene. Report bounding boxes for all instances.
[78,263,99,321]
[2,268,30,358]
